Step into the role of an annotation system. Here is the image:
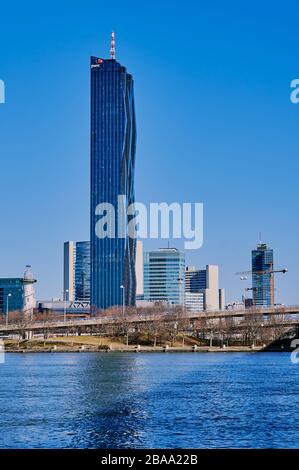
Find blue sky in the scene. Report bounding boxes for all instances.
[0,0,298,303]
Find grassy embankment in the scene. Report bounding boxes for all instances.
[3,334,261,352]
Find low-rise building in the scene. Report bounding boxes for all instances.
[185,292,204,312]
[0,266,36,316]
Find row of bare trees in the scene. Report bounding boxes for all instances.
[0,305,293,348]
[88,305,293,347]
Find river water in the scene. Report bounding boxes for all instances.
[0,352,298,448]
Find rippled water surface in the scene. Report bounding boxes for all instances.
[0,352,298,448]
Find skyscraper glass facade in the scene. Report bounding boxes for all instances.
[75,241,91,301]
[185,266,207,292]
[64,241,91,302]
[252,243,274,306]
[143,248,185,305]
[90,54,136,311]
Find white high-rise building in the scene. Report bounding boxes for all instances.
[64,241,75,301]
[205,265,219,311]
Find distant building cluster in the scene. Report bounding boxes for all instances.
[62,242,225,312]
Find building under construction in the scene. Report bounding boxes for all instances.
[252,243,274,307]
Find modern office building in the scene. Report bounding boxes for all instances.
[185,266,207,292]
[75,242,91,301]
[252,243,274,306]
[144,248,185,305]
[0,266,36,315]
[185,264,224,311]
[64,241,90,302]
[90,33,137,311]
[185,292,204,312]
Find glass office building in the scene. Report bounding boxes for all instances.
[75,242,91,301]
[185,266,207,292]
[143,248,185,305]
[0,279,24,314]
[252,243,274,306]
[0,268,36,316]
[90,40,137,311]
[64,241,90,302]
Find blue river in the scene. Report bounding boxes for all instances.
[0,352,298,448]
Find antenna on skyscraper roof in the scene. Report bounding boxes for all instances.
[110,31,116,59]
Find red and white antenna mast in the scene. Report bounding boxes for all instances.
[110,31,116,59]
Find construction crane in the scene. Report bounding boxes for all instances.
[236,268,288,276]
[236,268,288,306]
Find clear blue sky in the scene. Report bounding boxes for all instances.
[0,0,298,303]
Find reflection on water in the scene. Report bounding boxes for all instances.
[0,352,299,448]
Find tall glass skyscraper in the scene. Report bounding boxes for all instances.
[252,243,274,306]
[90,34,137,311]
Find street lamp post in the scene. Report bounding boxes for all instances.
[240,276,248,307]
[64,289,69,323]
[120,285,125,317]
[6,293,12,326]
[120,284,129,346]
[178,278,185,315]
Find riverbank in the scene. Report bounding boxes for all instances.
[5,347,263,353]
[3,335,290,353]
[2,337,265,353]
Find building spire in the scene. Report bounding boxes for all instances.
[110,31,116,59]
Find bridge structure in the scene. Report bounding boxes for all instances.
[0,305,299,335]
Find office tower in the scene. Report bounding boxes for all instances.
[143,248,185,305]
[252,243,274,306]
[185,266,207,292]
[135,240,144,299]
[63,241,90,302]
[0,266,36,315]
[185,264,224,311]
[205,265,219,310]
[75,242,91,301]
[90,33,137,311]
